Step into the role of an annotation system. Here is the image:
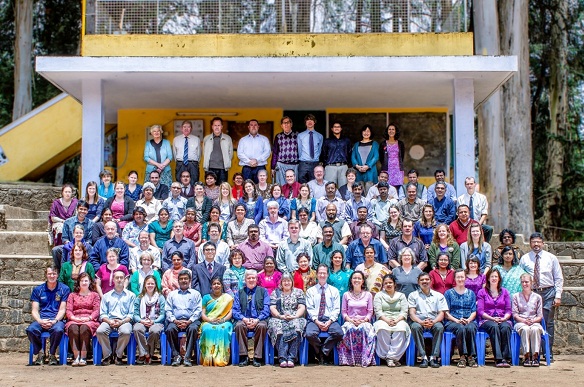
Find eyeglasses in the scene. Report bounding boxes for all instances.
[204,248,216,252]
[282,121,292,124]
[171,186,181,189]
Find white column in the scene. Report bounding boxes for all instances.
[81,79,104,191]
[452,78,475,195]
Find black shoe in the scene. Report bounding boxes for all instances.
[317,353,324,365]
[115,356,124,366]
[239,358,249,367]
[419,359,429,368]
[100,355,111,366]
[252,358,261,367]
[429,359,440,368]
[48,355,59,366]
[171,356,182,367]
[183,358,193,367]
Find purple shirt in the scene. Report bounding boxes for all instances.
[271,131,299,168]
[476,287,512,326]
[238,240,274,271]
[465,274,486,297]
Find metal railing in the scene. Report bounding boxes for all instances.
[85,0,469,35]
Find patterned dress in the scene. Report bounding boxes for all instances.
[199,293,233,366]
[267,288,307,355]
[385,143,404,187]
[492,264,526,296]
[338,291,376,367]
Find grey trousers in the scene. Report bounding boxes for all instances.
[133,322,164,357]
[96,322,132,359]
[410,322,443,359]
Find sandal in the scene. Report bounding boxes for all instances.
[386,359,395,367]
[457,358,467,368]
[394,360,401,367]
[523,357,531,367]
[531,354,540,367]
[78,359,87,367]
[144,355,151,365]
[467,357,478,368]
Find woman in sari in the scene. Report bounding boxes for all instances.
[199,277,233,366]
[354,245,390,295]
[268,273,307,368]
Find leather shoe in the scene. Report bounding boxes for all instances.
[252,358,261,367]
[171,356,182,367]
[429,359,440,368]
[419,359,429,368]
[100,355,111,366]
[239,358,249,367]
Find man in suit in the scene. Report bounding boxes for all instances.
[191,241,226,296]
[178,170,195,199]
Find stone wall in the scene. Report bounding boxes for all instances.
[557,289,584,354]
[547,242,584,259]
[0,285,33,352]
[0,183,64,212]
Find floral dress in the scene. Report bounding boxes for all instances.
[385,142,404,187]
[338,291,375,367]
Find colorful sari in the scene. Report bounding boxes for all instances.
[199,293,233,366]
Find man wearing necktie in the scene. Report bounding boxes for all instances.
[297,114,324,184]
[456,177,493,243]
[191,241,226,296]
[173,120,201,183]
[305,264,343,365]
[519,232,564,362]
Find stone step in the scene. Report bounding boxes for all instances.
[5,219,48,232]
[0,231,50,256]
[559,259,584,288]
[0,255,53,282]
[0,205,49,220]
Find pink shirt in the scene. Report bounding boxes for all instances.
[342,291,373,321]
[257,271,282,295]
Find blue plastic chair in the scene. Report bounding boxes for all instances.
[475,331,490,366]
[62,334,99,365]
[299,332,339,366]
[511,319,551,366]
[165,331,199,365]
[405,330,453,366]
[28,331,68,365]
[230,331,270,366]
[127,331,167,365]
[93,331,136,365]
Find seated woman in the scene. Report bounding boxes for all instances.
[133,274,166,365]
[125,170,143,202]
[492,228,525,267]
[161,251,191,297]
[379,206,403,250]
[95,247,129,298]
[428,224,461,270]
[222,249,247,298]
[105,181,135,230]
[255,169,272,200]
[186,182,213,224]
[338,168,357,201]
[338,271,375,367]
[183,208,202,247]
[414,204,436,249]
[200,277,233,366]
[444,269,478,368]
[59,241,95,292]
[492,246,526,296]
[392,247,422,299]
[328,250,353,298]
[201,206,228,243]
[460,223,492,273]
[226,204,255,248]
[374,273,410,367]
[429,252,456,295]
[258,257,282,295]
[231,172,245,200]
[98,169,114,199]
[293,253,316,293]
[512,273,544,367]
[204,171,221,202]
[262,184,290,220]
[49,184,78,247]
[464,256,486,297]
[239,179,263,225]
[129,251,162,295]
[213,182,237,221]
[84,181,105,223]
[135,182,161,224]
[65,272,100,366]
[60,224,92,267]
[268,273,307,368]
[148,208,174,251]
[477,268,512,368]
[290,184,316,221]
[355,245,391,295]
[91,207,121,245]
[297,208,322,246]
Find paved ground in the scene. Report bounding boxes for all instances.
[0,354,581,387]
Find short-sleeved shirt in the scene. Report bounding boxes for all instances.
[30,282,71,320]
[407,288,449,321]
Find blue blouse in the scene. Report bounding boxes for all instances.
[414,221,435,245]
[125,184,143,202]
[290,198,317,219]
[262,196,290,220]
[444,288,476,321]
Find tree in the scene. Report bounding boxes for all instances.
[12,0,33,120]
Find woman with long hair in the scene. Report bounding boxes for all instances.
[59,241,95,292]
[512,274,544,367]
[379,123,405,190]
[148,208,174,250]
[328,250,353,298]
[290,184,316,221]
[293,253,316,293]
[379,205,403,250]
[352,124,380,185]
[464,255,486,297]
[133,275,166,365]
[49,184,78,246]
[84,181,105,223]
[428,224,461,269]
[104,181,135,230]
[460,223,492,273]
[186,182,213,224]
[354,245,391,295]
[214,182,237,221]
[201,206,228,243]
[91,207,121,245]
[429,252,456,295]
[125,170,143,202]
[258,256,283,295]
[238,179,263,225]
[261,184,290,220]
[492,246,526,296]
[414,204,437,249]
[183,207,202,247]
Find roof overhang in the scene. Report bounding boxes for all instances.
[36,56,517,122]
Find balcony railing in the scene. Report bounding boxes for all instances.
[85,0,470,35]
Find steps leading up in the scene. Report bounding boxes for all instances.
[0,231,50,255]
[0,255,53,282]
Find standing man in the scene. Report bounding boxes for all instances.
[161,221,197,271]
[192,241,227,296]
[237,119,272,184]
[178,171,195,198]
[26,266,70,365]
[96,269,136,366]
[165,270,202,367]
[457,177,493,243]
[271,116,299,185]
[519,232,564,362]
[297,114,323,183]
[398,169,428,201]
[305,264,343,365]
[203,117,233,184]
[276,219,313,274]
[427,169,457,203]
[322,121,352,186]
[173,120,201,183]
[396,183,426,222]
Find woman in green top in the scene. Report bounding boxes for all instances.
[427,224,461,269]
[58,241,95,291]
[148,208,173,250]
[129,251,162,295]
[492,246,525,296]
[327,249,353,298]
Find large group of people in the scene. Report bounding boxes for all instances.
[30,115,564,368]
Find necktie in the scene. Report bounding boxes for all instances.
[207,262,213,274]
[318,286,326,319]
[469,195,475,220]
[183,186,187,195]
[309,131,315,160]
[533,254,541,289]
[183,137,189,166]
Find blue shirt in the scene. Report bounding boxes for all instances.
[444,288,476,321]
[232,286,271,321]
[30,282,70,320]
[345,238,388,269]
[297,129,323,162]
[62,216,94,244]
[414,221,435,245]
[165,288,202,322]
[89,236,130,272]
[99,288,135,321]
[432,196,457,225]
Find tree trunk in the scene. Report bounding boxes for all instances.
[498,0,534,236]
[12,0,33,121]
[542,0,568,240]
[474,0,509,234]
